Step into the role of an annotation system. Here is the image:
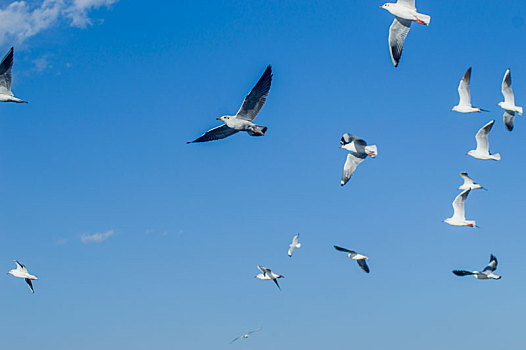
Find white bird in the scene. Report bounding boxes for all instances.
[287,233,301,257]
[467,120,501,160]
[188,65,272,143]
[230,328,261,344]
[7,260,38,293]
[453,254,501,280]
[339,133,378,186]
[458,172,486,191]
[333,246,370,273]
[380,0,430,67]
[452,67,487,113]
[442,189,476,228]
[255,265,284,290]
[498,69,522,131]
[0,47,27,104]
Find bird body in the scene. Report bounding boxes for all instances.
[458,172,485,191]
[380,0,430,67]
[0,47,27,104]
[452,68,486,113]
[188,65,272,143]
[334,246,370,273]
[287,234,301,257]
[7,260,38,293]
[339,133,377,186]
[467,120,500,160]
[230,329,261,344]
[443,189,476,227]
[255,266,284,290]
[453,255,501,280]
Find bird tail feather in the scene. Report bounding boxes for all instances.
[517,106,523,115]
[492,153,501,161]
[418,14,431,25]
[365,145,378,158]
[248,125,267,136]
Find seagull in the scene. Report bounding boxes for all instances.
[339,133,377,186]
[498,69,522,131]
[458,172,486,191]
[255,265,284,290]
[442,189,476,228]
[380,0,430,67]
[467,120,501,160]
[188,65,272,143]
[333,246,370,273]
[287,233,301,257]
[452,254,502,280]
[230,328,261,344]
[452,68,487,113]
[0,47,27,104]
[7,260,38,293]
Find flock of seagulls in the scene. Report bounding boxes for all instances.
[0,1,515,345]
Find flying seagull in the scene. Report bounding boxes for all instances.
[7,260,38,293]
[442,189,476,227]
[287,233,301,257]
[255,265,284,290]
[333,246,370,273]
[452,254,501,280]
[498,69,522,131]
[188,65,272,143]
[458,172,486,191]
[452,67,487,113]
[230,328,261,344]
[0,47,27,104]
[339,133,377,186]
[380,0,430,67]
[467,120,501,160]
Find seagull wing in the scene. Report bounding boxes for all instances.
[235,65,272,121]
[452,270,474,277]
[14,260,27,272]
[458,67,472,107]
[230,335,242,344]
[357,259,370,273]
[397,0,416,9]
[0,47,13,94]
[247,328,261,335]
[483,254,498,272]
[257,265,269,275]
[503,110,515,132]
[474,120,495,153]
[388,18,411,68]
[452,189,470,221]
[272,278,281,291]
[187,124,238,143]
[292,234,299,245]
[341,153,366,186]
[502,69,515,105]
[459,172,474,187]
[334,245,356,254]
[25,279,34,293]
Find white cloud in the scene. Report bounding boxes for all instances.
[0,0,118,45]
[80,229,115,244]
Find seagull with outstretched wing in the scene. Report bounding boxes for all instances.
[230,328,261,344]
[7,260,38,293]
[452,67,488,113]
[287,233,301,257]
[453,254,501,280]
[255,265,284,291]
[498,69,522,131]
[339,133,377,186]
[443,189,477,228]
[467,120,501,160]
[334,246,370,273]
[380,0,430,67]
[188,66,272,143]
[458,172,486,191]
[0,47,27,104]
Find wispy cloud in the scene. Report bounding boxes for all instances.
[80,229,115,244]
[0,0,118,45]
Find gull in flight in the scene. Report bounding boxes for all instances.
[0,47,27,104]
[188,65,272,143]
[442,189,476,228]
[452,68,487,113]
[458,172,486,191]
[333,246,370,273]
[452,254,502,280]
[230,328,261,344]
[7,260,38,293]
[380,0,430,67]
[467,120,501,160]
[339,133,377,186]
[255,265,284,290]
[287,233,301,257]
[498,69,522,131]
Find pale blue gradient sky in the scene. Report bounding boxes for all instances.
[0,1,525,349]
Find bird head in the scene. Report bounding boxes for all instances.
[216,115,231,122]
[466,150,475,157]
[497,102,504,108]
[379,3,390,9]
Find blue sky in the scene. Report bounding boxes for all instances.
[0,0,525,349]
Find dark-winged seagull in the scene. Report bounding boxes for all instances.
[453,254,502,280]
[339,133,377,186]
[255,265,284,291]
[7,260,38,293]
[334,246,370,273]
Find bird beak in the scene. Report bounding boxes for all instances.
[339,146,343,149]
[216,118,221,120]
